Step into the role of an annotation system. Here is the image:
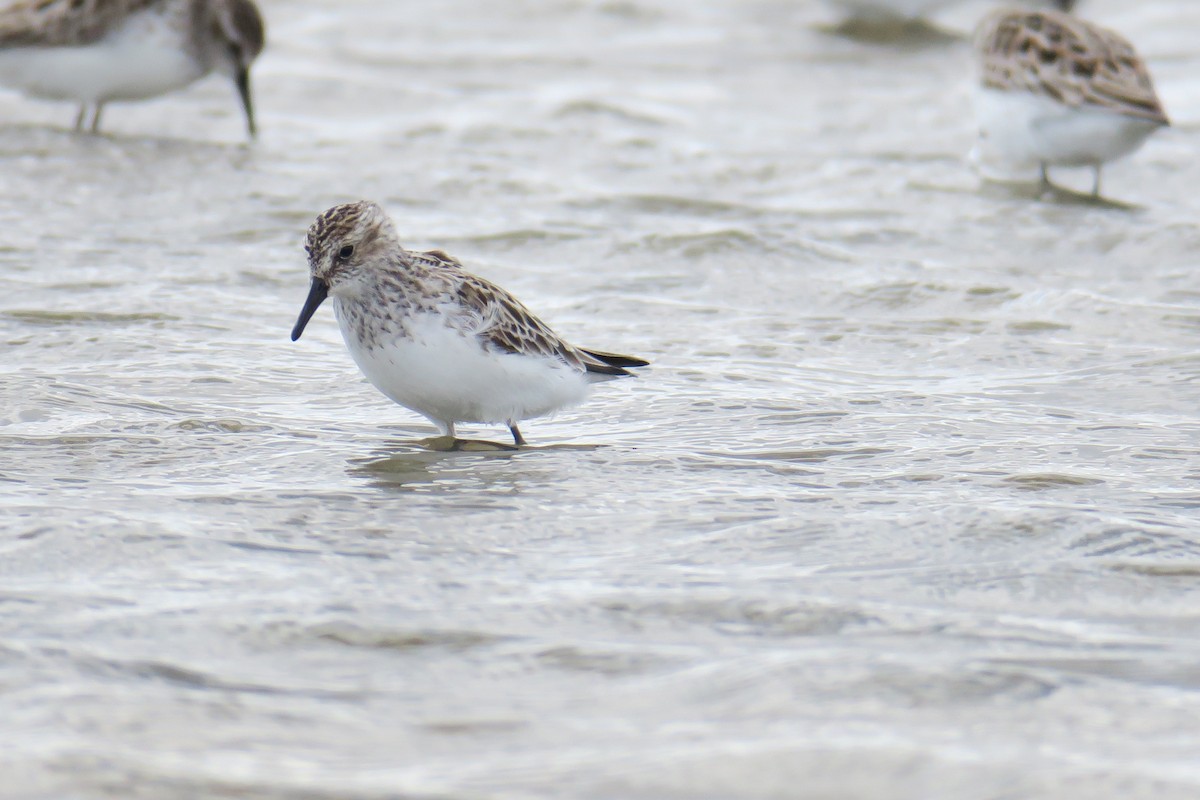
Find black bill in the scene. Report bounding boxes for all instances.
[291,278,328,341]
[236,67,256,139]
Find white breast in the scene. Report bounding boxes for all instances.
[335,303,590,431]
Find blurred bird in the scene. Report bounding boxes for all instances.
[0,0,265,136]
[971,7,1167,196]
[823,0,1075,26]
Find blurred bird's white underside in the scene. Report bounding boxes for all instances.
[972,87,1162,172]
[0,7,204,103]
[823,0,956,22]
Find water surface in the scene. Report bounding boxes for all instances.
[2,0,1199,797]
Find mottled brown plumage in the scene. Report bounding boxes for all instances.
[0,0,159,47]
[300,201,644,377]
[976,9,1167,124]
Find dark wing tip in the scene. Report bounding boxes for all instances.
[580,348,650,369]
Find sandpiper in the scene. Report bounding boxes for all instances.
[972,8,1168,196]
[823,0,1075,26]
[0,0,265,136]
[290,202,648,446]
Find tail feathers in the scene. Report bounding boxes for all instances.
[584,360,636,378]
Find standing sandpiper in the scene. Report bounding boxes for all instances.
[290,202,649,447]
[0,0,265,136]
[972,8,1168,196]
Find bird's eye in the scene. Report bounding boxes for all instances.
[338,245,354,260]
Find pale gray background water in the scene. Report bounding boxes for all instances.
[1,0,1199,797]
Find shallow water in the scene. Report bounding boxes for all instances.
[2,0,1200,797]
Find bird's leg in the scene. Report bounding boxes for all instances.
[1038,162,1051,192]
[508,423,526,447]
[1091,164,1102,198]
[89,104,104,134]
[73,105,87,131]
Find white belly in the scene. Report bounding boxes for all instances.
[0,9,205,103]
[973,87,1163,170]
[336,305,590,431]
